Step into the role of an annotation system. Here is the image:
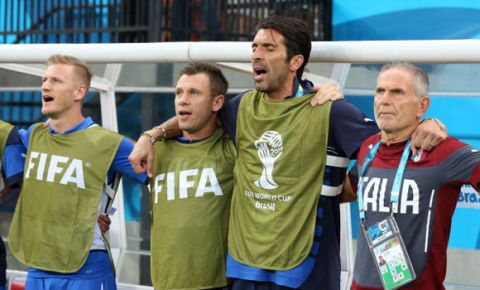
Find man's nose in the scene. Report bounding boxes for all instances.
[252,49,263,61]
[41,81,50,91]
[376,92,391,104]
[177,94,190,104]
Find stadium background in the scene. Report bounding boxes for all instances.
[0,0,479,288]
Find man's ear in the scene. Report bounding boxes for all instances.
[289,55,304,72]
[213,94,225,112]
[74,85,87,102]
[417,96,430,118]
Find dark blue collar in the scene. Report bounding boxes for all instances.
[285,78,314,99]
[177,134,212,144]
[48,117,94,134]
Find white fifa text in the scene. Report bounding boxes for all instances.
[153,168,223,203]
[25,151,85,189]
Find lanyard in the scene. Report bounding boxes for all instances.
[357,140,411,221]
[294,83,304,98]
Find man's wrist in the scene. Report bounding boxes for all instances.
[141,126,169,145]
[140,131,157,145]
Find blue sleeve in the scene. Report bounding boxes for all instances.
[2,128,26,187]
[109,138,148,184]
[328,100,379,159]
[219,92,248,144]
[18,124,35,148]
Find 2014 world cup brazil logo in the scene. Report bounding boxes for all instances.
[254,131,283,189]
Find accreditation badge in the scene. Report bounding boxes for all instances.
[363,216,416,290]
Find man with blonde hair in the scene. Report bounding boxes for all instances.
[8,54,147,290]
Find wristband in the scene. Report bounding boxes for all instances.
[141,131,157,145]
[154,126,167,141]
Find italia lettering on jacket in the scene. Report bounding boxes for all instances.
[153,168,223,203]
[361,177,420,214]
[25,151,86,189]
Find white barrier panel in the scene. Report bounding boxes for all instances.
[458,185,480,209]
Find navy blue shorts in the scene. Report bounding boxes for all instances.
[25,251,116,290]
[232,280,294,290]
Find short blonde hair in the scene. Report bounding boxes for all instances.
[47,54,93,90]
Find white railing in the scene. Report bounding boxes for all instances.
[1,40,480,63]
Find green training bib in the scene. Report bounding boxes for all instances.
[9,124,122,273]
[150,128,235,290]
[229,91,331,270]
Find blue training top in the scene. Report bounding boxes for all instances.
[2,127,26,188]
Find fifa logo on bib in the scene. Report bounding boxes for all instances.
[254,131,283,189]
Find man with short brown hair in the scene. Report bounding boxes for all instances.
[148,62,235,290]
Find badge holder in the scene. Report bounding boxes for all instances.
[363,215,416,290]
